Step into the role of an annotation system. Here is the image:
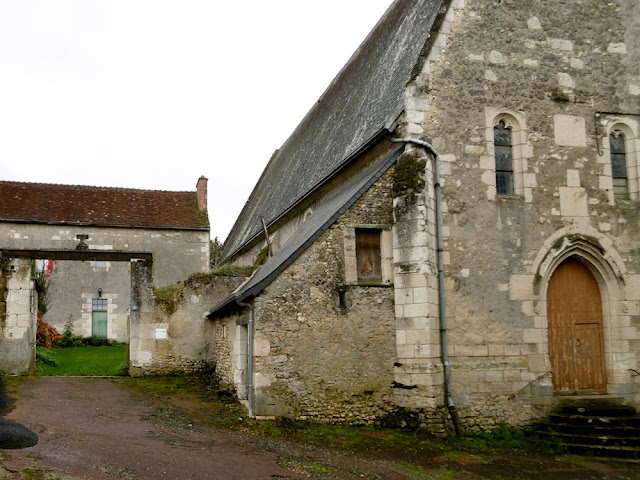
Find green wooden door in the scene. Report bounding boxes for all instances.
[92,311,107,339]
[92,298,108,340]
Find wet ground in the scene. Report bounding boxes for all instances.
[1,377,294,479]
[1,377,639,479]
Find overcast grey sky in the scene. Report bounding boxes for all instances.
[0,1,394,241]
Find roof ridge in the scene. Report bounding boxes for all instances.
[0,179,194,194]
[221,0,444,258]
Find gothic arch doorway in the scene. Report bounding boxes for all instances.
[547,258,607,394]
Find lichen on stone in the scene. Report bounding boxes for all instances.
[393,153,427,198]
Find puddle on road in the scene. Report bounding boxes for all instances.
[0,377,38,449]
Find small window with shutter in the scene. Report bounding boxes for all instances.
[355,229,381,283]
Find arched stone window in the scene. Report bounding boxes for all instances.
[598,116,639,203]
[494,120,514,195]
[483,108,532,201]
[610,131,628,200]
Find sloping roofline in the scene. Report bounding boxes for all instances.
[207,145,404,318]
[220,127,390,262]
[221,0,445,261]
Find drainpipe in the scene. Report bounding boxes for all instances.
[390,137,463,437]
[236,298,254,418]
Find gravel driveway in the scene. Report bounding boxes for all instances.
[1,377,297,479]
[3,376,640,480]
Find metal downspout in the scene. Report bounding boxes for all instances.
[390,137,463,437]
[236,298,254,418]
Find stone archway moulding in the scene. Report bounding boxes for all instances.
[528,226,634,395]
[531,225,626,292]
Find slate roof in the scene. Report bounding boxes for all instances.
[221,0,444,261]
[0,181,209,230]
[207,145,404,317]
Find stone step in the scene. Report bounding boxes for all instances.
[537,420,640,438]
[555,404,637,417]
[555,395,625,407]
[534,397,640,459]
[563,443,640,459]
[547,413,640,427]
[544,431,640,448]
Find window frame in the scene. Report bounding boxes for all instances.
[92,297,108,312]
[609,130,629,200]
[355,228,383,283]
[494,120,515,195]
[484,109,530,201]
[343,224,393,286]
[599,117,639,203]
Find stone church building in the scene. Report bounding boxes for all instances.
[0,177,210,347]
[205,0,640,430]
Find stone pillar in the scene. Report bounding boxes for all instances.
[128,258,154,376]
[392,147,444,415]
[0,258,37,375]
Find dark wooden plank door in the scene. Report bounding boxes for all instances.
[547,259,606,394]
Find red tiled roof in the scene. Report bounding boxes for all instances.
[0,181,209,230]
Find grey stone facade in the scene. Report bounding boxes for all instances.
[38,226,209,342]
[132,274,246,376]
[401,0,640,429]
[205,0,640,433]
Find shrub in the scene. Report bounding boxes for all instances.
[81,338,114,347]
[35,346,57,367]
[58,317,84,348]
[36,313,61,349]
[153,283,185,315]
[31,261,52,315]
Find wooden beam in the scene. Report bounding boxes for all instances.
[0,249,152,262]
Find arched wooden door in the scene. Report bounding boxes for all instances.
[547,258,606,394]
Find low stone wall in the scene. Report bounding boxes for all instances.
[129,271,246,376]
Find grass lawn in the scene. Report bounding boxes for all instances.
[36,345,128,376]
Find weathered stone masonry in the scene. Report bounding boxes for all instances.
[0,258,36,375]
[248,168,398,422]
[402,0,640,428]
[204,0,640,433]
[132,273,246,376]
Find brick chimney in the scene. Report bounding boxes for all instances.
[196,176,208,211]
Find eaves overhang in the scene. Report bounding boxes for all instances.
[206,145,404,320]
[219,127,390,264]
[0,218,209,232]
